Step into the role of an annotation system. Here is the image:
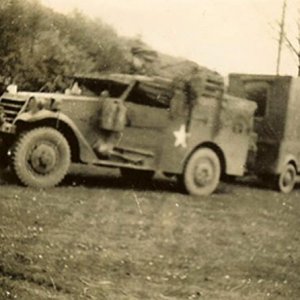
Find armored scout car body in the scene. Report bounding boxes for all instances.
[0,71,256,195]
[229,74,300,193]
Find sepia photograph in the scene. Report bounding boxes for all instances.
[0,0,299,299]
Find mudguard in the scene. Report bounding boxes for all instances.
[278,153,298,174]
[15,110,98,163]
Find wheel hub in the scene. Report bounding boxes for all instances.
[30,143,57,174]
[194,161,213,186]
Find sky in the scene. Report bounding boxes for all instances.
[41,0,299,76]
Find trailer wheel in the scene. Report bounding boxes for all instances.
[277,163,296,194]
[12,127,71,188]
[182,148,221,196]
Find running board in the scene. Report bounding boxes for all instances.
[113,146,154,157]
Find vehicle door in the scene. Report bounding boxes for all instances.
[117,84,191,170]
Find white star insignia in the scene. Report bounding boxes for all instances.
[173,124,189,148]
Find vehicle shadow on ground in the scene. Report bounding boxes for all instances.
[2,168,299,194]
[224,175,300,192]
[224,176,266,189]
[62,172,183,194]
[62,172,273,195]
[0,167,181,194]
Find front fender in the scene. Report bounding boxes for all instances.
[16,110,56,122]
[15,110,98,163]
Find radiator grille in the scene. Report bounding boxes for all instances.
[0,98,26,123]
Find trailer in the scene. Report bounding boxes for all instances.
[229,73,300,193]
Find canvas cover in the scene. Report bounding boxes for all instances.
[73,65,224,109]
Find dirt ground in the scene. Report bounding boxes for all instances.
[0,165,299,300]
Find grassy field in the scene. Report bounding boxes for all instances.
[0,166,299,299]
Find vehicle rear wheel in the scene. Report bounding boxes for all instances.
[12,127,71,188]
[182,148,221,196]
[276,163,296,194]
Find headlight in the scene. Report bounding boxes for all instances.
[49,98,61,111]
[27,96,61,113]
[27,97,45,113]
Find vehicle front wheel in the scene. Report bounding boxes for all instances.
[182,148,221,196]
[276,163,297,194]
[12,127,71,188]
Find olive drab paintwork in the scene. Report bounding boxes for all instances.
[0,71,256,194]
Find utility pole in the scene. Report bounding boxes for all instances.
[276,0,287,75]
[297,8,300,77]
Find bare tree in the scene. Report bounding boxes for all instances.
[298,12,300,76]
[282,5,300,76]
[276,0,287,75]
[276,0,300,76]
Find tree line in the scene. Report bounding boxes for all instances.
[0,0,207,94]
[0,0,137,91]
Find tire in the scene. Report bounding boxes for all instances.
[12,127,71,188]
[182,148,221,196]
[120,168,154,184]
[276,163,296,194]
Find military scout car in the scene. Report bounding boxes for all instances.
[0,71,256,195]
[229,74,300,193]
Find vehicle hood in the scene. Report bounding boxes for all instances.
[1,91,99,102]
